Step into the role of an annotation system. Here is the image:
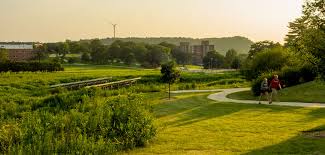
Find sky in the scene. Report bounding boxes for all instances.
[0,0,303,43]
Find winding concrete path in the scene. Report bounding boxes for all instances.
[170,88,325,108]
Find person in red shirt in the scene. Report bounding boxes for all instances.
[269,75,282,104]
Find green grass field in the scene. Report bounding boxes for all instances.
[227,81,325,103]
[1,65,324,154]
[123,93,325,154]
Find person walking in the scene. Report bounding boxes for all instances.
[258,78,269,104]
[269,75,282,104]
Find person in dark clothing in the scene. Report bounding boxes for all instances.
[258,78,269,104]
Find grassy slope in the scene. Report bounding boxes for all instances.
[227,81,325,103]
[123,93,325,155]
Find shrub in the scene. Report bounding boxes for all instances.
[251,65,318,96]
[0,62,64,72]
[280,67,301,86]
[2,90,156,154]
[300,64,318,82]
[107,95,156,149]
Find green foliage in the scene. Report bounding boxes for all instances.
[251,46,289,75]
[144,44,170,68]
[107,95,156,148]
[286,0,325,79]
[0,123,21,152]
[90,39,108,64]
[0,89,156,154]
[251,65,317,96]
[231,57,241,69]
[224,49,238,68]
[160,61,180,84]
[161,61,181,99]
[81,52,91,62]
[171,47,191,65]
[242,46,294,80]
[248,41,280,59]
[0,62,64,72]
[203,50,225,69]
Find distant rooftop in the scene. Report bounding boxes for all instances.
[0,44,33,50]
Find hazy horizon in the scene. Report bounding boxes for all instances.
[0,0,303,43]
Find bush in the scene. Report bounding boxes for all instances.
[280,67,301,86]
[300,64,318,82]
[2,89,156,154]
[0,62,64,72]
[251,65,318,96]
[107,95,156,149]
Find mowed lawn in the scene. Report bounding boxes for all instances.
[227,81,325,103]
[123,93,325,155]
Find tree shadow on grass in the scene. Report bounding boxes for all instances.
[154,93,303,127]
[153,94,211,118]
[305,108,325,121]
[244,125,325,155]
[170,102,303,127]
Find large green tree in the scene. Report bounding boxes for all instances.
[57,42,70,60]
[286,0,325,78]
[89,39,108,64]
[248,41,280,59]
[133,43,148,63]
[225,49,238,68]
[251,46,290,75]
[144,45,170,68]
[203,50,225,69]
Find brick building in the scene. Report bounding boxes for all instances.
[178,41,215,65]
[0,44,35,62]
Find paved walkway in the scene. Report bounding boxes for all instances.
[170,88,325,108]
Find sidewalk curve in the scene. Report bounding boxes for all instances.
[171,88,325,108]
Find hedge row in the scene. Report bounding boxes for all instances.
[251,65,317,96]
[0,62,64,72]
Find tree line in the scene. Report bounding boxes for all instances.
[37,39,243,68]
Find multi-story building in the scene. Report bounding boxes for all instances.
[179,42,192,64]
[0,44,35,62]
[178,41,215,65]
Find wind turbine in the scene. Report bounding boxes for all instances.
[111,23,117,39]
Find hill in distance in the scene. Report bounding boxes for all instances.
[98,36,254,55]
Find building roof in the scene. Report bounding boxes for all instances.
[0,44,33,50]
